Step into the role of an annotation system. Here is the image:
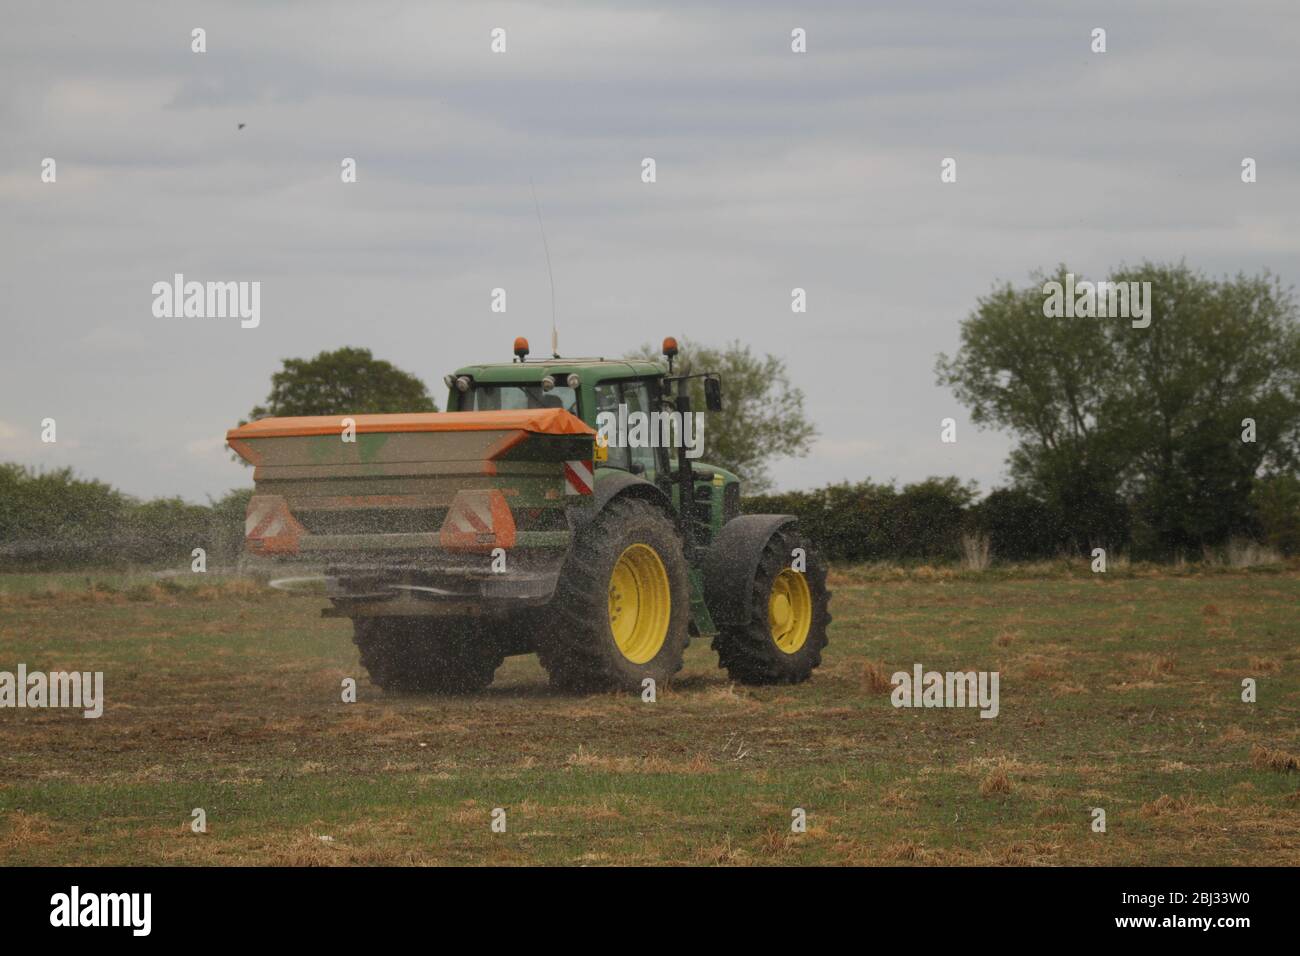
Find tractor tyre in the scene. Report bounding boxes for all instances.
[711,526,831,685]
[352,617,504,693]
[537,497,690,692]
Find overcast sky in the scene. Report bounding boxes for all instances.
[2,0,1298,502]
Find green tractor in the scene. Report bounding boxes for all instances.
[227,336,831,693]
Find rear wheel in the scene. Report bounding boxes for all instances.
[352,617,504,693]
[712,527,831,685]
[537,497,690,692]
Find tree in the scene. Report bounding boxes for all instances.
[934,268,1133,551]
[628,338,817,492]
[937,263,1300,557]
[1250,473,1300,556]
[1106,263,1300,554]
[235,347,438,465]
[245,347,437,421]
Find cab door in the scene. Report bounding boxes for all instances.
[593,379,670,481]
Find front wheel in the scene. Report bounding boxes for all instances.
[711,527,831,685]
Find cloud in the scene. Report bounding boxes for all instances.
[0,1,1297,501]
[0,419,81,457]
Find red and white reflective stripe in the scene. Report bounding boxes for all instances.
[563,459,594,495]
[246,498,286,538]
[439,489,517,551]
[244,495,305,555]
[444,493,496,535]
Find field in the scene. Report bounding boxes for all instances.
[1,565,1297,866]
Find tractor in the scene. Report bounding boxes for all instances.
[226,337,831,693]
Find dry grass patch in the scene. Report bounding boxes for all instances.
[1110,679,1159,692]
[564,800,623,822]
[333,708,426,738]
[1250,745,1300,773]
[879,784,918,810]
[0,810,57,853]
[958,755,1037,775]
[878,839,930,862]
[164,814,436,866]
[757,827,797,856]
[980,769,1013,797]
[1217,725,1250,744]
[549,702,624,720]
[860,659,894,694]
[694,836,746,866]
[983,840,1062,865]
[564,745,715,775]
[1016,655,1064,680]
[1142,794,1202,817]
[447,800,485,825]
[694,683,759,708]
[1128,653,1177,679]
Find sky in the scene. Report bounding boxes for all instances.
[2,0,1298,502]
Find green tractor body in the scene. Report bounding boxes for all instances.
[227,339,831,692]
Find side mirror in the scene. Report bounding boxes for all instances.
[704,377,723,412]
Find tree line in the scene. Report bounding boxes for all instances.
[935,262,1300,559]
[5,462,1293,573]
[0,464,251,571]
[745,474,1300,564]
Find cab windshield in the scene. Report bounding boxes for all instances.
[460,384,578,414]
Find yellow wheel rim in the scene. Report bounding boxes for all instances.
[607,544,671,664]
[769,568,812,654]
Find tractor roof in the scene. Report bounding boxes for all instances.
[455,358,665,382]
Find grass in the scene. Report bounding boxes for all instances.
[0,564,1297,866]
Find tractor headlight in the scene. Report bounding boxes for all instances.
[566,373,580,389]
[443,374,456,389]
[455,376,472,393]
[541,375,555,391]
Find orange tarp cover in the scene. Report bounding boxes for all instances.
[226,408,595,441]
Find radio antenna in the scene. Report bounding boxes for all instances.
[529,179,558,357]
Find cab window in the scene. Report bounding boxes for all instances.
[623,381,660,481]
[594,382,630,472]
[460,384,578,413]
[594,379,665,481]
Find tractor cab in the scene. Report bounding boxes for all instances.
[446,337,739,551]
